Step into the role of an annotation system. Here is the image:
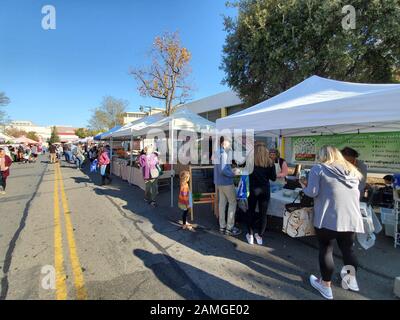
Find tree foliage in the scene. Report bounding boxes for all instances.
[75,128,101,138]
[49,126,60,144]
[222,0,400,105]
[75,128,89,138]
[0,92,10,106]
[5,128,27,138]
[130,32,193,116]
[88,96,128,131]
[26,131,40,142]
[0,91,10,125]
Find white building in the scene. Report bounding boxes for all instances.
[177,91,245,122]
[6,121,51,142]
[122,108,164,125]
[6,121,79,143]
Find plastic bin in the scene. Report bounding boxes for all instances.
[385,223,396,238]
[380,207,396,225]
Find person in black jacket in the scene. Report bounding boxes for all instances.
[246,142,277,245]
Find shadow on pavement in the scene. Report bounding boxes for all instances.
[133,249,268,300]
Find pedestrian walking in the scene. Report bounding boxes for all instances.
[74,144,85,169]
[138,145,160,207]
[246,142,276,245]
[178,170,193,230]
[98,146,112,185]
[300,145,364,300]
[0,147,12,195]
[213,136,241,237]
[49,144,57,164]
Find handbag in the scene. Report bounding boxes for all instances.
[283,201,316,238]
[100,165,107,176]
[150,167,160,179]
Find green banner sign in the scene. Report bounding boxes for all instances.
[292,132,400,172]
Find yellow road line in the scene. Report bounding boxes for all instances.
[57,164,88,300]
[54,165,67,300]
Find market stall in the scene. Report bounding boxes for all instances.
[14,136,39,145]
[0,132,15,144]
[217,75,400,246]
[114,109,216,207]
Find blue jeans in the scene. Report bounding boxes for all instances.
[76,157,82,169]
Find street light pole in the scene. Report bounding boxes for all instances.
[139,105,153,116]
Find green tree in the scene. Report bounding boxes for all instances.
[5,128,27,138]
[49,126,60,144]
[75,128,89,138]
[26,131,39,142]
[88,96,128,131]
[222,0,400,106]
[0,92,10,126]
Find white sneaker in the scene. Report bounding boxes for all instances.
[246,233,254,245]
[340,268,360,292]
[254,233,263,245]
[310,275,333,300]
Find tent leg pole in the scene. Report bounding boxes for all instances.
[129,135,133,185]
[170,123,174,208]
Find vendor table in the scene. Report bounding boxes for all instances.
[130,166,173,191]
[268,189,300,218]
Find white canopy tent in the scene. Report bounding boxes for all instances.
[216,75,400,137]
[0,132,15,143]
[109,113,166,139]
[133,108,215,136]
[119,108,216,207]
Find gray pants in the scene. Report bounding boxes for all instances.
[145,178,158,202]
[218,185,237,231]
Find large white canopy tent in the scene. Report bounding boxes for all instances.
[0,132,15,143]
[108,113,166,140]
[114,108,216,207]
[216,75,400,137]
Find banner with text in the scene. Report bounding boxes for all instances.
[292,132,400,172]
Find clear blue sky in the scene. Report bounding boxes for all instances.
[0,0,236,127]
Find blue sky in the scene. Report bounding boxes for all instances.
[0,0,236,127]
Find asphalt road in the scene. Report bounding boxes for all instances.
[0,155,397,300]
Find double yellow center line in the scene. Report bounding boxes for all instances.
[53,163,87,300]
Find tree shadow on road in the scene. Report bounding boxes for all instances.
[133,249,268,300]
[84,171,319,299]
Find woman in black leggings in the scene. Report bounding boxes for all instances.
[246,142,276,246]
[315,228,358,283]
[301,146,364,300]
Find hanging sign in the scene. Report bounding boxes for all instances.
[292,132,400,172]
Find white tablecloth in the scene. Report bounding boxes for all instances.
[268,190,300,218]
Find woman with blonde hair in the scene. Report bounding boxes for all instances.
[300,145,364,300]
[246,142,277,245]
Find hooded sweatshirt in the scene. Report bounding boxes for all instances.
[303,163,364,233]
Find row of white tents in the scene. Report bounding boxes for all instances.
[95,108,216,207]
[95,75,400,205]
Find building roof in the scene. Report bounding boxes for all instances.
[178,91,243,114]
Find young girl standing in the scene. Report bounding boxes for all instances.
[178,171,193,230]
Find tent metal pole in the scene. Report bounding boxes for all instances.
[110,137,113,174]
[170,120,174,208]
[129,134,133,185]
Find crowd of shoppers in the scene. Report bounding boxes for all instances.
[0,135,373,300]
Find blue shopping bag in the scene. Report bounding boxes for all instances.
[236,175,248,200]
[90,159,98,173]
